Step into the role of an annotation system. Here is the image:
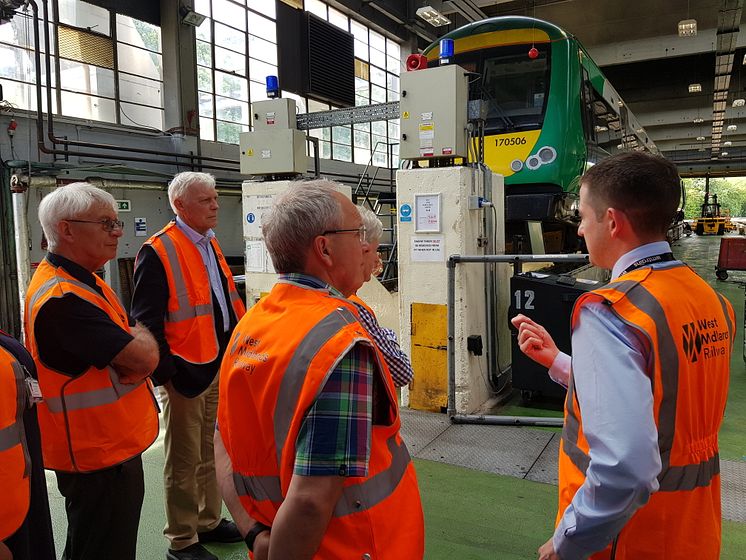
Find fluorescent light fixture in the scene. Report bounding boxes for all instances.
[693,117,704,123]
[724,140,732,146]
[697,136,706,141]
[181,9,206,27]
[721,151,729,156]
[688,83,702,93]
[727,124,738,131]
[733,98,746,107]
[678,19,697,37]
[416,6,451,27]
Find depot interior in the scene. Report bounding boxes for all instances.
[1,1,745,558]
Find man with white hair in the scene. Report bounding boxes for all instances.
[131,172,245,560]
[215,180,424,559]
[24,182,160,560]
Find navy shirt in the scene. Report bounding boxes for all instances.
[34,253,133,376]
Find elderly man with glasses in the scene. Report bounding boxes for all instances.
[24,182,160,560]
[214,179,424,560]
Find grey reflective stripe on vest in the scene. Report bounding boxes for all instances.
[273,307,359,467]
[563,275,721,492]
[45,367,143,414]
[232,434,410,518]
[230,290,242,307]
[715,293,734,352]
[28,275,103,314]
[333,435,411,517]
[232,473,283,502]
[561,372,590,474]
[0,361,31,476]
[157,233,214,323]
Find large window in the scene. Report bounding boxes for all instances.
[0,0,164,128]
[304,0,400,167]
[195,0,277,144]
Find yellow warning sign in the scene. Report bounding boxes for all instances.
[402,111,410,119]
[246,148,254,156]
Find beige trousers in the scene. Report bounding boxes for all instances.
[159,374,222,551]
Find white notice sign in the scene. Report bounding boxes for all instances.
[414,193,441,233]
[411,236,445,262]
[243,194,276,238]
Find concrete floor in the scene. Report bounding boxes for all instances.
[44,232,746,559]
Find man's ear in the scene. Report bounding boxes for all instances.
[312,235,334,266]
[607,207,629,239]
[57,220,75,243]
[173,198,184,213]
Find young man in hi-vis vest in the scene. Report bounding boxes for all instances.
[513,152,734,560]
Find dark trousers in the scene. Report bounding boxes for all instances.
[56,454,145,560]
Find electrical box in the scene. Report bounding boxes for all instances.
[509,272,604,401]
[239,129,307,175]
[252,98,297,130]
[399,65,469,161]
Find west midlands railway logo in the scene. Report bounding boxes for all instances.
[682,317,729,363]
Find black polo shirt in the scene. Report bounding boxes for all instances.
[34,253,134,377]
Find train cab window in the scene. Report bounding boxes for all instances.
[478,45,550,133]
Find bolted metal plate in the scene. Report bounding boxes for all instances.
[721,459,746,522]
[415,422,554,478]
[399,407,450,457]
[524,433,560,484]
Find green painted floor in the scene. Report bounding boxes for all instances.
[45,233,746,558]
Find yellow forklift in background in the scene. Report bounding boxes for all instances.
[693,177,726,235]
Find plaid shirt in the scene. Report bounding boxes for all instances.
[280,274,374,478]
[350,301,413,388]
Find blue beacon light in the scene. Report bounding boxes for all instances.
[266,75,280,98]
[439,38,454,66]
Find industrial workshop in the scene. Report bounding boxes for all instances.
[0,1,745,559]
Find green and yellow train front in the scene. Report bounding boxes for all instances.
[424,17,587,249]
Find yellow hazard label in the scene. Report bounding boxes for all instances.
[246,148,254,156]
[402,111,410,119]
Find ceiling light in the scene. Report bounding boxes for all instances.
[595,125,608,132]
[678,19,697,37]
[416,6,451,27]
[733,98,746,107]
[697,136,706,141]
[727,124,738,131]
[724,140,732,146]
[688,83,702,93]
[721,151,729,156]
[693,117,704,123]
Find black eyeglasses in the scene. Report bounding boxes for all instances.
[66,218,125,232]
[322,225,367,243]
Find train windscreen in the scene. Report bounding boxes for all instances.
[478,45,550,134]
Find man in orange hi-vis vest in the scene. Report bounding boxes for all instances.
[512,152,734,560]
[214,180,424,560]
[131,172,245,560]
[25,182,160,560]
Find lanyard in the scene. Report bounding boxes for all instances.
[622,252,675,275]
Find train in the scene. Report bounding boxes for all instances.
[423,16,657,252]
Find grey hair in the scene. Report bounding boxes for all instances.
[357,205,383,244]
[38,182,117,251]
[168,172,216,213]
[263,179,344,273]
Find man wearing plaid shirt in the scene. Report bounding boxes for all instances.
[215,180,424,560]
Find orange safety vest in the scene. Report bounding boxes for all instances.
[25,259,159,473]
[349,293,375,316]
[559,263,734,559]
[218,281,424,559]
[0,345,31,541]
[141,221,245,364]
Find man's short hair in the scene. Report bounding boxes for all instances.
[581,152,681,237]
[357,205,383,245]
[38,182,117,251]
[262,179,344,273]
[168,172,216,214]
